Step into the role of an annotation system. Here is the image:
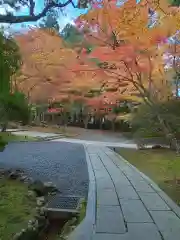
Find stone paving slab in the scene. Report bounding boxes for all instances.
[150,210,180,240]
[93,223,162,240]
[96,177,114,189]
[68,144,180,240]
[139,192,171,211]
[116,184,139,200]
[130,179,156,193]
[96,205,126,234]
[97,188,119,206]
[120,199,153,223]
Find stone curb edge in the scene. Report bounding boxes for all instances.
[67,144,96,240]
[109,148,180,219]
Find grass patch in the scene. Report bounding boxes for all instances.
[77,199,87,224]
[118,148,180,205]
[0,132,38,142]
[0,179,36,240]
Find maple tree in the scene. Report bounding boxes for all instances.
[70,0,180,150]
[14,28,109,128]
[13,0,180,137]
[15,28,76,103]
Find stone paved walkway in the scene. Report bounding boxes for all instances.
[69,144,180,240]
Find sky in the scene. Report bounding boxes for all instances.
[0,0,88,34]
[15,0,87,30]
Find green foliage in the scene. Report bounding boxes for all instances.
[113,103,130,115]
[0,91,30,126]
[0,31,21,94]
[39,9,60,32]
[0,179,36,239]
[61,23,84,47]
[157,99,180,136]
[61,23,93,53]
[131,99,180,138]
[131,104,163,137]
[169,0,180,6]
[0,135,7,151]
[0,30,30,133]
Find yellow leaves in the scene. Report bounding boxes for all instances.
[115,113,133,122]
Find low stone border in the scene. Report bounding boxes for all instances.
[67,145,96,240]
[0,168,59,240]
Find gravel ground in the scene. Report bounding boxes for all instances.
[0,142,89,198]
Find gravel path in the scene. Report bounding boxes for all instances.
[0,142,89,198]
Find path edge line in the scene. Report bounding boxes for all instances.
[68,144,96,240]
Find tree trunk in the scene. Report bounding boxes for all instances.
[112,119,115,131]
[84,116,89,129]
[62,112,68,130]
[1,123,7,132]
[157,114,180,153]
[100,119,103,130]
[34,112,41,125]
[167,134,180,153]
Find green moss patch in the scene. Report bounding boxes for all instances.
[0,179,36,240]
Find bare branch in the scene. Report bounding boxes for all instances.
[0,0,76,23]
[29,0,35,16]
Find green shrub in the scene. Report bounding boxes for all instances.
[0,91,30,128]
[0,135,8,151]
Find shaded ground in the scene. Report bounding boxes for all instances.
[73,128,133,143]
[0,142,89,197]
[118,148,180,205]
[51,128,137,148]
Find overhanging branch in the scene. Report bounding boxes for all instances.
[0,0,76,23]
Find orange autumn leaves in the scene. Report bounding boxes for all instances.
[73,0,179,103]
[15,28,106,103]
[15,29,74,102]
[14,0,180,106]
